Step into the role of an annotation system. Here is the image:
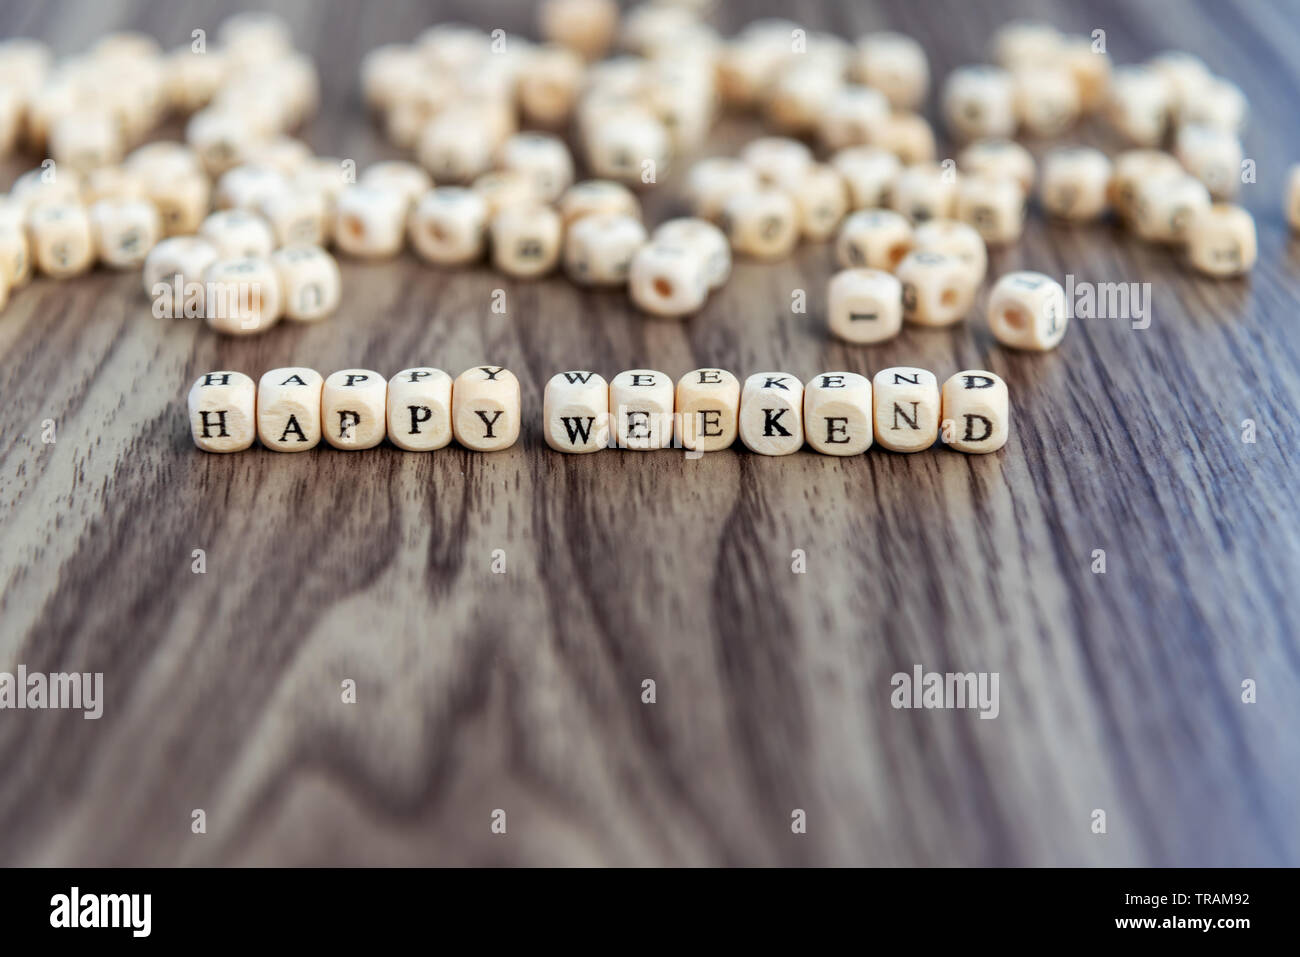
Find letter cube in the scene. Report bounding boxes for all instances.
[889,163,957,224]
[1132,174,1211,244]
[955,175,1025,245]
[260,187,329,247]
[498,132,575,203]
[257,367,323,452]
[334,185,408,259]
[146,169,211,237]
[359,160,433,209]
[942,65,1016,142]
[719,188,799,261]
[957,138,1036,194]
[804,372,872,455]
[942,370,1009,454]
[490,204,563,278]
[675,368,739,452]
[1039,147,1112,221]
[652,218,730,289]
[189,371,256,452]
[817,84,890,152]
[987,271,1068,350]
[1105,66,1170,146]
[1012,66,1080,137]
[896,250,976,326]
[739,136,813,189]
[409,187,489,265]
[912,219,987,286]
[387,367,454,451]
[270,244,341,321]
[565,213,646,286]
[628,241,708,317]
[1109,149,1183,223]
[835,208,914,271]
[610,369,674,449]
[544,371,610,453]
[875,112,936,165]
[143,236,218,317]
[1187,204,1257,277]
[740,373,804,456]
[89,198,161,269]
[853,32,929,110]
[539,0,619,60]
[322,369,388,450]
[199,209,275,260]
[829,147,901,211]
[827,268,903,344]
[1174,124,1243,201]
[27,202,94,278]
[215,163,289,211]
[873,367,939,453]
[789,163,849,242]
[452,365,521,451]
[203,257,283,335]
[558,179,642,226]
[0,222,30,289]
[585,109,669,184]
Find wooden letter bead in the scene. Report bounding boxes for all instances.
[1187,204,1257,278]
[873,367,939,453]
[875,112,936,166]
[790,163,850,242]
[896,250,977,327]
[835,209,914,271]
[199,209,275,260]
[610,369,674,450]
[827,268,903,344]
[564,213,646,286]
[270,245,341,321]
[215,164,288,211]
[474,171,542,218]
[498,132,575,204]
[558,179,641,226]
[739,137,813,189]
[585,109,670,184]
[675,368,739,452]
[359,161,433,209]
[652,218,730,290]
[80,166,145,206]
[912,219,987,286]
[942,65,1016,142]
[418,108,497,184]
[1174,124,1244,201]
[1132,174,1210,244]
[322,370,388,450]
[629,241,708,317]
[955,175,1025,245]
[957,138,1036,194]
[1012,66,1080,137]
[189,371,256,453]
[817,85,891,152]
[804,372,872,455]
[185,107,261,176]
[334,186,408,259]
[89,198,161,269]
[27,203,94,278]
[49,109,123,171]
[260,188,329,247]
[990,20,1063,71]
[1061,35,1112,113]
[203,257,283,335]
[1039,147,1112,221]
[387,368,454,451]
[684,158,761,222]
[889,163,957,224]
[257,367,323,452]
[146,170,211,237]
[941,370,1009,454]
[1181,76,1247,134]
[765,62,844,136]
[719,189,799,261]
[409,187,488,265]
[539,0,618,61]
[452,365,521,451]
[490,205,563,278]
[0,223,31,289]
[544,371,610,453]
[987,271,1068,350]
[830,147,901,209]
[142,237,218,304]
[1109,149,1183,223]
[852,32,929,110]
[739,373,804,456]
[518,45,584,128]
[1106,66,1171,147]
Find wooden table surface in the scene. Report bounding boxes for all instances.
[1,0,1298,866]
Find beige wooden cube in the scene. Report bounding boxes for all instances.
[186,107,263,176]
[897,250,977,327]
[539,0,619,60]
[987,271,1068,350]
[684,158,761,222]
[10,166,82,213]
[1110,149,1183,223]
[830,147,901,209]
[471,170,539,219]
[544,371,610,453]
[1288,165,1300,232]
[333,186,407,259]
[146,170,211,238]
[941,370,1009,454]
[248,138,312,178]
[165,44,228,114]
[216,163,288,211]
[1174,124,1243,201]
[1106,66,1170,147]
[142,237,218,313]
[292,157,349,209]
[942,65,1015,142]
[853,32,928,110]
[1039,147,1113,221]
[912,219,987,287]
[629,240,708,317]
[558,179,641,226]
[716,36,785,109]
[260,187,329,247]
[27,202,94,278]
[955,175,1025,245]
[835,209,914,271]
[765,62,843,136]
[498,132,574,204]
[1181,76,1247,134]
[789,163,849,242]
[1132,174,1211,244]
[720,189,799,261]
[804,372,872,455]
[817,84,890,152]
[739,136,813,190]
[739,373,804,456]
[408,187,488,265]
[827,268,903,344]
[873,367,939,453]
[675,368,739,453]
[81,166,145,205]
[1187,204,1257,277]
[490,204,563,278]
[585,109,670,184]
[270,244,340,322]
[203,257,283,335]
[89,198,161,268]
[199,209,275,260]
[565,213,646,286]
[957,138,1036,194]
[358,161,431,210]
[519,45,584,128]
[257,367,323,452]
[452,365,521,451]
[417,109,495,184]
[321,370,387,450]
[49,109,122,172]
[1012,66,1080,137]
[189,371,256,453]
[890,163,957,224]
[387,367,454,451]
[989,20,1062,70]
[653,218,730,290]
[1061,35,1112,113]
[0,223,31,289]
[1148,50,1211,121]
[125,141,204,180]
[875,112,936,165]
[610,369,674,449]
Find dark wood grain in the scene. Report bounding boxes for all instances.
[1,0,1298,866]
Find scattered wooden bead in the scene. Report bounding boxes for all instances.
[81,166,146,205]
[990,20,1063,71]
[987,271,1068,350]
[739,136,813,190]
[804,372,872,455]
[558,179,641,226]
[387,367,454,451]
[740,372,804,455]
[199,209,275,260]
[203,257,283,335]
[584,108,669,184]
[49,109,123,172]
[835,209,914,271]
[490,204,563,278]
[1060,36,1111,112]
[942,66,1016,142]
[853,32,929,110]
[1131,173,1211,244]
[409,186,488,265]
[471,169,540,218]
[186,107,262,177]
[142,236,218,303]
[1109,149,1183,223]
[1039,146,1112,221]
[565,212,646,286]
[629,240,708,316]
[27,202,94,278]
[719,188,799,261]
[216,163,288,211]
[817,84,890,152]
[497,132,574,204]
[1181,76,1247,134]
[957,138,1036,194]
[955,174,1026,245]
[543,370,610,453]
[322,369,388,450]
[0,222,31,289]
[270,244,340,321]
[452,365,521,451]
[260,187,329,247]
[333,185,407,259]
[518,45,585,128]
[11,166,82,213]
[876,111,936,165]
[189,371,256,453]
[652,218,730,290]
[1147,50,1211,122]
[830,146,901,209]
[889,163,957,224]
[766,62,843,136]
[417,108,496,184]
[684,157,761,222]
[789,163,850,242]
[897,250,977,326]
[912,219,987,286]
[145,169,212,237]
[539,0,619,61]
[941,370,1009,454]
[1187,204,1257,277]
[89,197,160,269]
[1106,66,1171,147]
[675,368,739,452]
[872,367,940,453]
[1012,66,1080,137]
[257,367,323,452]
[1174,124,1244,201]
[827,267,903,344]
[610,369,674,449]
